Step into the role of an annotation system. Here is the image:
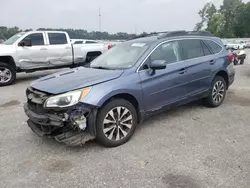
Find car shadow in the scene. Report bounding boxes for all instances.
[37,100,204,151]
[66,100,204,151]
[136,100,204,131]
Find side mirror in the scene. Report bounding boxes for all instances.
[150,60,167,70]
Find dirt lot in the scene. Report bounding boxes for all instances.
[1,52,250,188]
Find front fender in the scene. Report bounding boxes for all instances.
[97,89,144,107]
[80,74,144,110]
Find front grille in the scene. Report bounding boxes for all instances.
[26,87,51,114]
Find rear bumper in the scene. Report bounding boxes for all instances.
[228,68,235,88]
[229,75,235,87]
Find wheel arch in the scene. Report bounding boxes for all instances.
[214,70,229,89]
[98,93,142,124]
[0,56,16,70]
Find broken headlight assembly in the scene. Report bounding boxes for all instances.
[44,87,92,108]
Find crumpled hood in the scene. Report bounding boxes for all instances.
[0,44,15,55]
[31,67,124,94]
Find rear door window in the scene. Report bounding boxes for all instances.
[179,39,204,60]
[204,40,223,54]
[48,33,67,45]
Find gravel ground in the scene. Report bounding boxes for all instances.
[1,51,250,188]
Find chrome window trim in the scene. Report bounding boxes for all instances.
[136,37,224,73]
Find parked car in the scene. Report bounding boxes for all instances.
[245,41,250,48]
[0,31,110,86]
[229,49,246,65]
[226,40,245,50]
[24,30,235,147]
[71,39,99,44]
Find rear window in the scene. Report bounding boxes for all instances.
[86,41,97,44]
[48,33,67,45]
[201,41,212,56]
[204,40,222,54]
[74,41,83,44]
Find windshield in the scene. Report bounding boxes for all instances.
[90,42,149,69]
[4,32,26,45]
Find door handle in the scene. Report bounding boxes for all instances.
[179,68,187,74]
[40,47,47,50]
[210,60,215,65]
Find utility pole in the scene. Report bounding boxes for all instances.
[99,8,101,32]
[134,25,137,35]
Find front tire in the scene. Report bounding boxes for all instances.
[0,62,16,86]
[204,76,227,108]
[96,99,137,147]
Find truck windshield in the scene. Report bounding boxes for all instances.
[90,42,149,69]
[4,32,26,45]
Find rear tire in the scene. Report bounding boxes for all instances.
[204,76,227,108]
[96,99,137,147]
[0,62,16,86]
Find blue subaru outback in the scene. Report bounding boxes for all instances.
[24,31,235,147]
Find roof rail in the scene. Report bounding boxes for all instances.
[126,31,169,41]
[187,31,213,36]
[126,30,214,41]
[157,30,213,39]
[127,34,150,41]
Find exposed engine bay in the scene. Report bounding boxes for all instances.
[24,87,97,146]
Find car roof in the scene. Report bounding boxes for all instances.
[125,34,222,46]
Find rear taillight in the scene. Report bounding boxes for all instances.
[108,44,112,50]
[228,53,234,62]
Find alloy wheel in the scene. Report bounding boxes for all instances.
[212,81,225,104]
[0,67,12,83]
[103,106,133,141]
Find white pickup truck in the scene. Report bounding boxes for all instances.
[0,31,111,86]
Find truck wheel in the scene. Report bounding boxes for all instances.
[0,62,16,86]
[204,76,227,108]
[96,99,137,147]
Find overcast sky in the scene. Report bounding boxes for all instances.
[0,0,249,33]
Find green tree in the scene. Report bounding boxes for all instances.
[195,0,250,38]
[219,0,244,37]
[194,2,217,31]
[207,13,226,37]
[233,2,250,37]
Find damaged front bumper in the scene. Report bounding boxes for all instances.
[24,87,98,146]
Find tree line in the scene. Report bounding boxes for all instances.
[0,26,137,41]
[195,0,250,38]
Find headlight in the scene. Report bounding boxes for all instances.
[44,87,91,108]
